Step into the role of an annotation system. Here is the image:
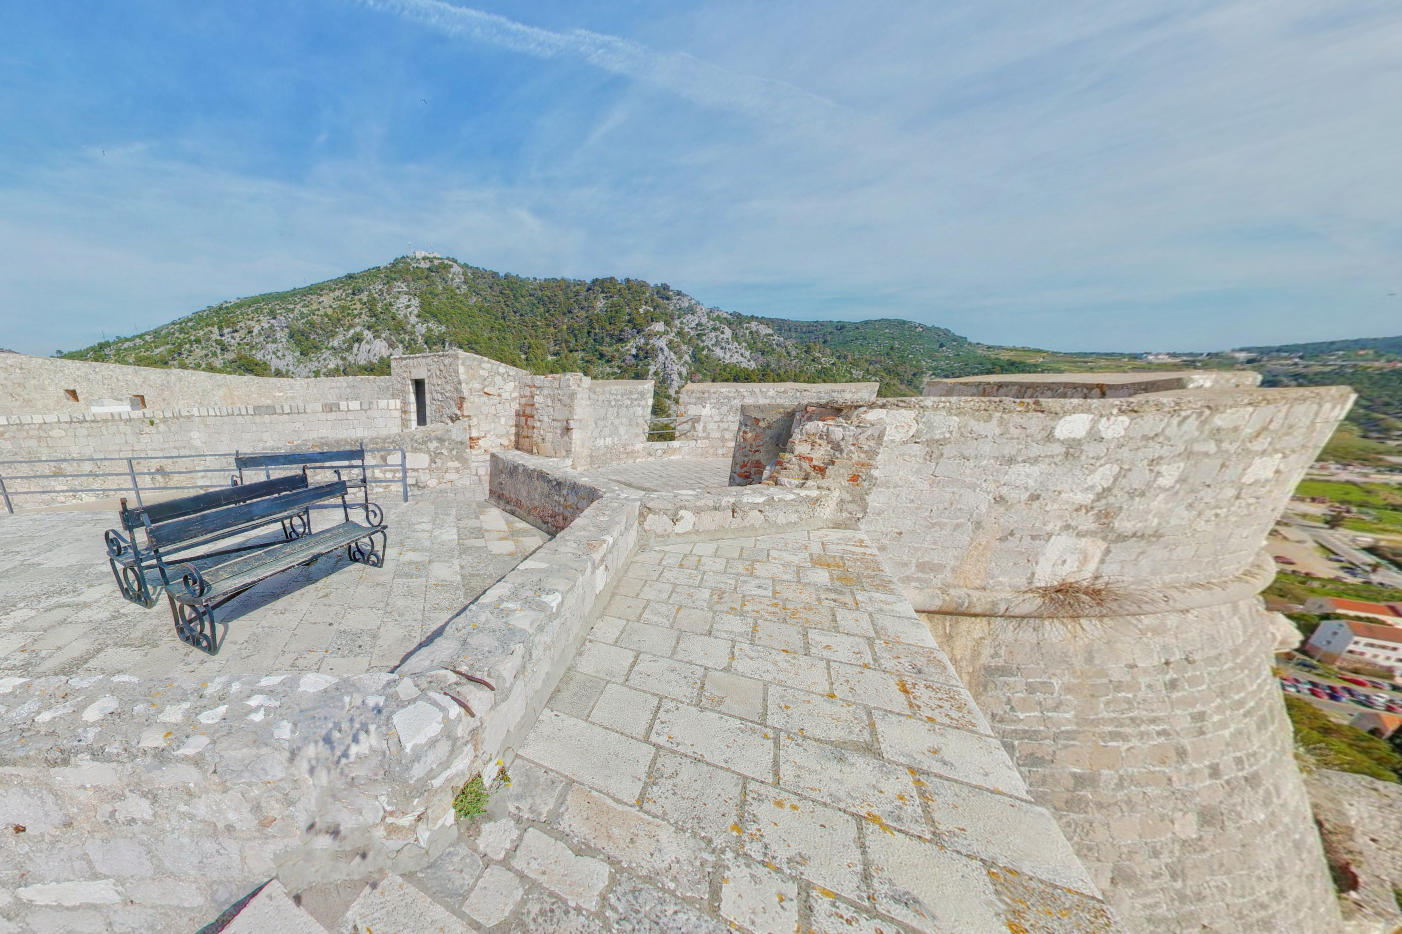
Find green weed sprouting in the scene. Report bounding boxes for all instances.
[452,775,490,821]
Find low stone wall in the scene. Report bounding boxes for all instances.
[0,402,405,508]
[583,380,653,467]
[676,381,879,457]
[0,418,504,510]
[488,451,604,534]
[923,369,1261,398]
[0,400,400,459]
[0,352,393,417]
[489,450,841,543]
[728,403,796,485]
[636,484,841,538]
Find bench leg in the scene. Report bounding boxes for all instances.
[347,528,387,569]
[109,558,158,609]
[167,595,222,655]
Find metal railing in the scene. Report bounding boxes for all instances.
[0,448,410,514]
[646,415,696,441]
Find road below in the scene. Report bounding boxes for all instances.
[1280,517,1402,589]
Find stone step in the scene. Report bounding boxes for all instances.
[332,874,478,934]
[220,879,328,934]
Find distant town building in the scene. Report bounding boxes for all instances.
[1305,618,1402,675]
[1349,711,1402,739]
[1303,597,1402,624]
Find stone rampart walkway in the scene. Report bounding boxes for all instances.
[392,530,1114,934]
[581,457,731,492]
[0,490,545,680]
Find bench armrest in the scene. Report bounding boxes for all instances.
[171,562,211,602]
[104,528,138,566]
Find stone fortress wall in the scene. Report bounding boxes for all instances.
[754,373,1354,933]
[0,349,1358,934]
[673,380,880,457]
[0,351,393,416]
[4,350,845,506]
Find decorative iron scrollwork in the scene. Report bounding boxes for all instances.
[172,601,218,654]
[175,563,210,600]
[104,529,129,560]
[105,529,158,607]
[365,502,384,527]
[347,529,386,568]
[282,512,309,540]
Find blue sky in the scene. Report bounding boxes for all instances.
[1,0,1399,355]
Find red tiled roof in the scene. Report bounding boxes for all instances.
[1327,598,1402,618]
[1340,619,1402,644]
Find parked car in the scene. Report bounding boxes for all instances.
[1327,556,1347,563]
[1273,555,1297,565]
[1341,677,1372,687]
[1309,688,1328,699]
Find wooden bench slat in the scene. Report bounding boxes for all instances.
[175,521,378,603]
[151,481,348,549]
[235,448,365,470]
[122,474,307,530]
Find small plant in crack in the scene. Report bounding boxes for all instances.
[453,775,490,821]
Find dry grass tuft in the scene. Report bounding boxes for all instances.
[1028,578,1120,616]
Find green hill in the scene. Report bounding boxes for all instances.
[61,255,1032,398]
[1239,335,1402,360]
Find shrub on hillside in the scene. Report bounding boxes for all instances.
[1285,696,1402,783]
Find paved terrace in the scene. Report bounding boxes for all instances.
[180,528,1112,934]
[493,530,1111,934]
[580,457,732,493]
[0,459,1111,934]
[0,491,546,681]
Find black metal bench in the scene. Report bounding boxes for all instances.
[104,449,387,654]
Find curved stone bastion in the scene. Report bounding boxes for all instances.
[766,376,1354,934]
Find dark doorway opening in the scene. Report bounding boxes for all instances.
[413,379,427,427]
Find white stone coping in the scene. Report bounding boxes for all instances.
[0,399,401,427]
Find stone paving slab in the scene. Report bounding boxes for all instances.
[0,488,545,680]
[580,458,732,493]
[374,529,1115,934]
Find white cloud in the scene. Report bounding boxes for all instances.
[358,0,837,125]
[2,0,1400,354]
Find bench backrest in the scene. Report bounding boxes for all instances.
[146,480,349,551]
[235,448,365,471]
[120,474,308,532]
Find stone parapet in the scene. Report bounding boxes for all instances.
[768,386,1354,595]
[924,369,1262,398]
[488,451,605,534]
[761,377,1353,934]
[0,352,394,417]
[676,381,879,457]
